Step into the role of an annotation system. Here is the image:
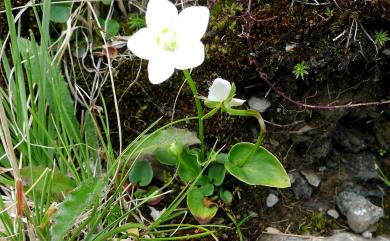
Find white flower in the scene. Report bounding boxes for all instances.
[207,78,245,106]
[127,0,210,84]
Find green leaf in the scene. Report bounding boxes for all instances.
[187,188,218,224]
[84,112,99,161]
[225,142,290,188]
[198,183,214,196]
[52,178,105,240]
[219,190,233,205]
[216,153,228,164]
[195,175,211,186]
[20,167,76,194]
[207,164,226,186]
[178,148,201,183]
[129,160,153,186]
[98,17,120,37]
[50,5,70,23]
[125,127,200,161]
[102,0,112,5]
[154,147,178,166]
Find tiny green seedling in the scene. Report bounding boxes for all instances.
[324,7,334,19]
[375,30,390,47]
[293,61,310,80]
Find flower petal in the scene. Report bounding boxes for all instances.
[174,41,205,70]
[127,28,158,60]
[231,98,246,107]
[176,6,209,41]
[146,0,178,31]
[148,59,175,84]
[207,78,231,102]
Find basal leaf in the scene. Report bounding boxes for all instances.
[187,187,218,224]
[154,147,178,166]
[207,163,225,186]
[129,160,153,186]
[124,127,200,161]
[225,142,290,188]
[178,148,201,183]
[20,166,76,195]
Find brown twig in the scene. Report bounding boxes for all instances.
[257,71,390,109]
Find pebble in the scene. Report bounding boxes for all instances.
[337,191,384,233]
[291,173,313,200]
[300,170,321,187]
[266,193,279,207]
[362,231,373,239]
[248,96,271,113]
[326,209,339,219]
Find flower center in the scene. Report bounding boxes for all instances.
[156,27,177,51]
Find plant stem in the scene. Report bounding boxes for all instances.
[225,107,266,167]
[183,69,205,161]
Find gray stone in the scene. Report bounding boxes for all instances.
[337,191,384,233]
[258,232,390,241]
[327,209,339,219]
[291,173,313,200]
[258,234,318,241]
[266,193,279,208]
[362,231,372,239]
[324,232,390,241]
[340,153,378,181]
[248,97,271,113]
[300,170,321,187]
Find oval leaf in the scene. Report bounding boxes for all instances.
[20,167,76,195]
[129,160,153,186]
[98,18,120,37]
[220,190,233,205]
[178,148,201,183]
[187,188,218,224]
[225,143,290,188]
[207,164,226,186]
[154,147,178,166]
[50,5,70,23]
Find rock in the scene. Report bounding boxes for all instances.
[291,173,313,200]
[266,193,279,208]
[341,183,385,199]
[324,232,390,241]
[258,232,390,241]
[327,209,339,219]
[300,170,321,187]
[248,96,271,113]
[340,153,378,181]
[333,126,367,153]
[337,191,384,233]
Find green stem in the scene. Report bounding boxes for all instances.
[183,69,205,161]
[202,107,220,121]
[224,106,266,166]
